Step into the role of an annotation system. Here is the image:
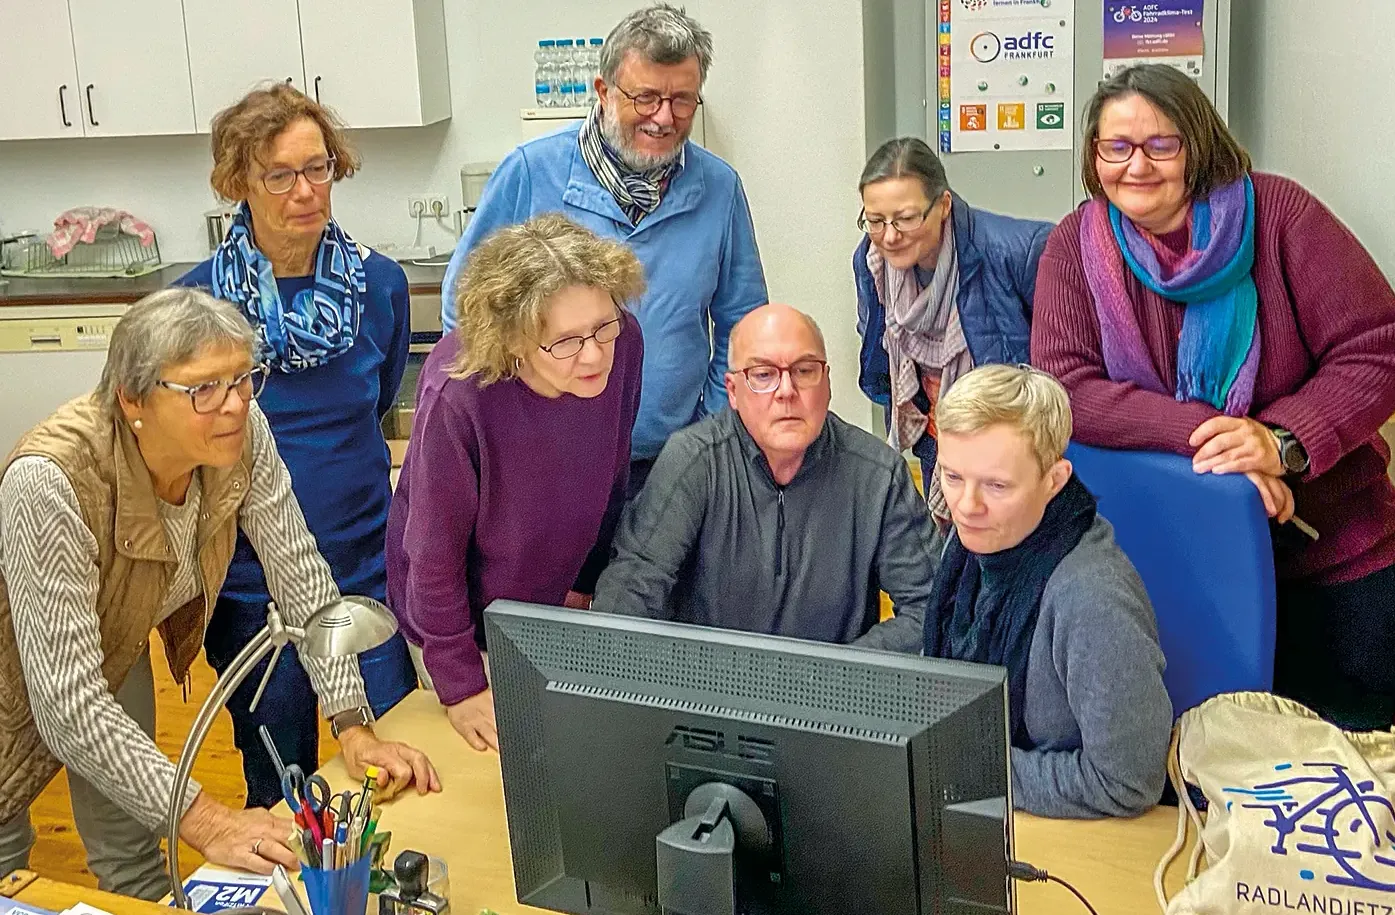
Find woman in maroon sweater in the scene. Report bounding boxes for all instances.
[1031,64,1395,729]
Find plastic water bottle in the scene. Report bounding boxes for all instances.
[533,40,555,109]
[573,39,589,103]
[587,38,604,105]
[556,39,576,108]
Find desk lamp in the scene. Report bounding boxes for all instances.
[165,596,399,909]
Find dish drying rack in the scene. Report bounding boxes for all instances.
[1,225,162,278]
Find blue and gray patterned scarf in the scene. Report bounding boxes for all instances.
[578,103,682,226]
[210,202,365,373]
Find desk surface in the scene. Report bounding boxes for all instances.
[8,872,166,914]
[296,691,1183,915]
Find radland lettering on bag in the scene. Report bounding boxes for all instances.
[1235,882,1395,915]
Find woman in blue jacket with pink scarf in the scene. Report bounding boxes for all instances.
[854,137,1053,522]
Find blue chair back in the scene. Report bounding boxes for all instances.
[1065,443,1276,715]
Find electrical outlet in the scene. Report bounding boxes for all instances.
[408,194,449,219]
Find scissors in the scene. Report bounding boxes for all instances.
[281,765,332,842]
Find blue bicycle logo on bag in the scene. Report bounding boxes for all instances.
[1223,762,1395,892]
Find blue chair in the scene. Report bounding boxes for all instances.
[1065,443,1276,716]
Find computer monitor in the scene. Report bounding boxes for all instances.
[484,601,1015,915]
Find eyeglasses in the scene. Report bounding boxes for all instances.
[1093,135,1183,164]
[158,365,269,414]
[260,156,336,195]
[857,204,935,236]
[611,84,703,119]
[538,316,624,360]
[736,359,828,395]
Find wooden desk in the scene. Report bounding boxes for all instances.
[5,871,166,914]
[298,691,1184,915]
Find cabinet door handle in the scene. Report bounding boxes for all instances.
[313,76,321,102]
[85,84,98,127]
[59,85,71,127]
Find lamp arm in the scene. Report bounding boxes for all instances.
[167,625,276,909]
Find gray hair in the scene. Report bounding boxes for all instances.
[600,4,714,86]
[95,287,256,412]
[859,137,951,201]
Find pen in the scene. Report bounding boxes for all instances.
[322,836,335,871]
[359,809,381,857]
[357,765,380,820]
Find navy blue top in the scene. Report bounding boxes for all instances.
[175,250,411,606]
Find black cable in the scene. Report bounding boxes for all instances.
[1008,860,1101,915]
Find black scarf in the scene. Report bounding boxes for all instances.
[923,474,1097,748]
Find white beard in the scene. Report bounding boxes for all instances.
[600,102,686,172]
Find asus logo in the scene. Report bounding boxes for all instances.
[665,725,775,764]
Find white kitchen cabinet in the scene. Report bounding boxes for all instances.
[0,1,83,140]
[67,0,196,136]
[184,0,307,132]
[297,0,450,129]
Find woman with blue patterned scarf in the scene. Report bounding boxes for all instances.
[175,84,416,809]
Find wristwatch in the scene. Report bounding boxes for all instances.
[329,705,375,739]
[1270,427,1310,476]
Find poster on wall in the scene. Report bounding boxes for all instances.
[937,0,1076,154]
[1102,1,1205,80]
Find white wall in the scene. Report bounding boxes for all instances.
[0,0,876,423]
[1229,0,1395,280]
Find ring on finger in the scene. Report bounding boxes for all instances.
[251,838,263,856]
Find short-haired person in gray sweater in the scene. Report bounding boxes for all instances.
[927,364,1173,818]
[592,303,939,652]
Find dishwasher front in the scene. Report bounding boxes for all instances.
[0,303,127,452]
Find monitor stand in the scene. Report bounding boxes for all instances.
[655,783,772,915]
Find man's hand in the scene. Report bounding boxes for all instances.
[446,688,498,752]
[562,590,592,610]
[337,726,442,801]
[1244,471,1295,523]
[179,791,299,874]
[1190,416,1283,477]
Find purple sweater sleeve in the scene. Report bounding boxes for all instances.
[399,390,489,705]
[1254,186,1395,480]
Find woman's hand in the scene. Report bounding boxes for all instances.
[1244,471,1295,523]
[337,726,441,801]
[179,791,299,874]
[446,688,498,752]
[563,590,592,610]
[1190,416,1283,476]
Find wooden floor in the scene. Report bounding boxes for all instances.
[26,634,333,888]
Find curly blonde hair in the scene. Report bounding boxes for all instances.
[209,82,360,202]
[450,215,646,384]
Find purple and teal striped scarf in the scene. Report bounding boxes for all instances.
[1078,175,1260,415]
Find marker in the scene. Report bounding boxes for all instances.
[322,837,335,871]
[357,765,380,820]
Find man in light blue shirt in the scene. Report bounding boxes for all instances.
[440,3,767,486]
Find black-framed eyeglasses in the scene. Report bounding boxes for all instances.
[538,316,624,360]
[157,365,269,414]
[260,156,336,195]
[611,84,703,119]
[857,204,935,236]
[736,359,828,395]
[1093,135,1183,164]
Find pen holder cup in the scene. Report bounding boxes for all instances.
[303,854,372,915]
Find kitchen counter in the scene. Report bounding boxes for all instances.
[0,259,448,307]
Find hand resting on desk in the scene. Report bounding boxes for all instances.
[447,688,499,752]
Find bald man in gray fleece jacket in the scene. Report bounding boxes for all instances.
[593,303,939,653]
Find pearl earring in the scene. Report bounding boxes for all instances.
[132,419,143,430]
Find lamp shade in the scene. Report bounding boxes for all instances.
[300,595,400,659]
